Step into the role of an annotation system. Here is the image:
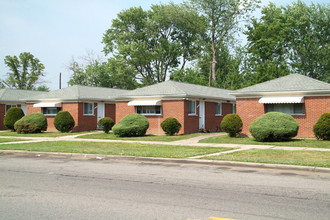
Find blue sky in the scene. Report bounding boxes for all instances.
[0,0,327,90]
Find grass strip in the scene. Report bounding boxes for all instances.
[78,132,208,142]
[0,138,28,143]
[199,135,330,149]
[0,141,233,158]
[203,149,330,168]
[0,131,94,138]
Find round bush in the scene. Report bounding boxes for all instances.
[220,114,243,137]
[249,112,299,142]
[313,113,330,140]
[97,117,115,134]
[161,117,182,135]
[54,111,75,132]
[14,113,47,133]
[3,107,25,131]
[112,113,149,137]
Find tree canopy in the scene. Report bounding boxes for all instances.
[3,52,45,90]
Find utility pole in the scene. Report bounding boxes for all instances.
[59,72,62,89]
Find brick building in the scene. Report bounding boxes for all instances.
[231,74,330,138]
[0,89,47,130]
[26,85,127,131]
[116,80,235,134]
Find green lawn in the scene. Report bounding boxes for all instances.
[203,149,330,168]
[199,135,330,149]
[78,132,208,142]
[0,131,95,138]
[0,141,233,158]
[0,138,28,143]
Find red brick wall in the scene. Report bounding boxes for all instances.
[74,102,97,132]
[236,96,330,138]
[0,104,6,130]
[184,100,199,134]
[205,102,232,132]
[105,104,116,122]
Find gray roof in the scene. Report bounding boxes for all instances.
[118,80,235,101]
[27,85,128,102]
[0,88,47,102]
[232,74,330,95]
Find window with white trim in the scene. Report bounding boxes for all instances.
[265,103,304,115]
[215,103,222,115]
[83,103,94,115]
[188,101,196,115]
[231,104,236,113]
[136,106,161,115]
[5,104,17,113]
[42,107,61,116]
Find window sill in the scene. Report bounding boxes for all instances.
[44,114,57,116]
[188,114,197,116]
[215,114,223,116]
[83,114,95,116]
[138,114,162,116]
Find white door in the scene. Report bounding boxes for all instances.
[199,101,205,129]
[21,104,27,115]
[97,103,105,128]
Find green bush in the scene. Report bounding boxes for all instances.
[112,113,149,137]
[3,107,25,131]
[97,117,115,134]
[54,111,75,132]
[14,113,47,133]
[161,117,182,135]
[313,113,330,140]
[249,112,299,142]
[220,114,243,137]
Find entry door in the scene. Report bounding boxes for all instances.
[21,104,27,115]
[97,103,105,128]
[199,101,205,129]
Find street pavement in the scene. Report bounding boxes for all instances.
[1,156,330,220]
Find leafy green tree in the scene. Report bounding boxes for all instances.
[34,85,50,92]
[102,3,206,86]
[190,0,260,86]
[244,1,329,84]
[3,52,45,89]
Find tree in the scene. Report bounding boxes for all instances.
[244,1,329,84]
[102,3,206,86]
[190,0,260,86]
[34,85,50,92]
[67,55,137,90]
[3,52,45,89]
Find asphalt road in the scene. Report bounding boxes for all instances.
[0,156,329,220]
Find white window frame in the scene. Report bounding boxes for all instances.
[215,102,222,116]
[42,107,61,116]
[5,104,17,114]
[135,106,162,116]
[188,100,196,115]
[83,103,94,116]
[231,104,236,114]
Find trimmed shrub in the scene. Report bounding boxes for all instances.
[14,113,47,133]
[3,107,25,131]
[249,112,299,142]
[98,117,115,134]
[161,117,181,135]
[220,114,243,137]
[54,111,75,132]
[313,113,330,140]
[112,113,149,137]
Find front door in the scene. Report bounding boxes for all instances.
[199,101,205,129]
[97,103,105,128]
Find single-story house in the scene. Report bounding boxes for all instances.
[231,74,330,138]
[0,88,47,130]
[26,85,127,131]
[116,80,236,134]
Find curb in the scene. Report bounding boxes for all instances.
[1,150,330,173]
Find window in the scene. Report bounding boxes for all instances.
[215,103,222,115]
[231,104,236,114]
[265,103,304,115]
[188,101,196,115]
[136,106,161,115]
[5,104,17,113]
[42,107,61,116]
[84,103,94,115]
